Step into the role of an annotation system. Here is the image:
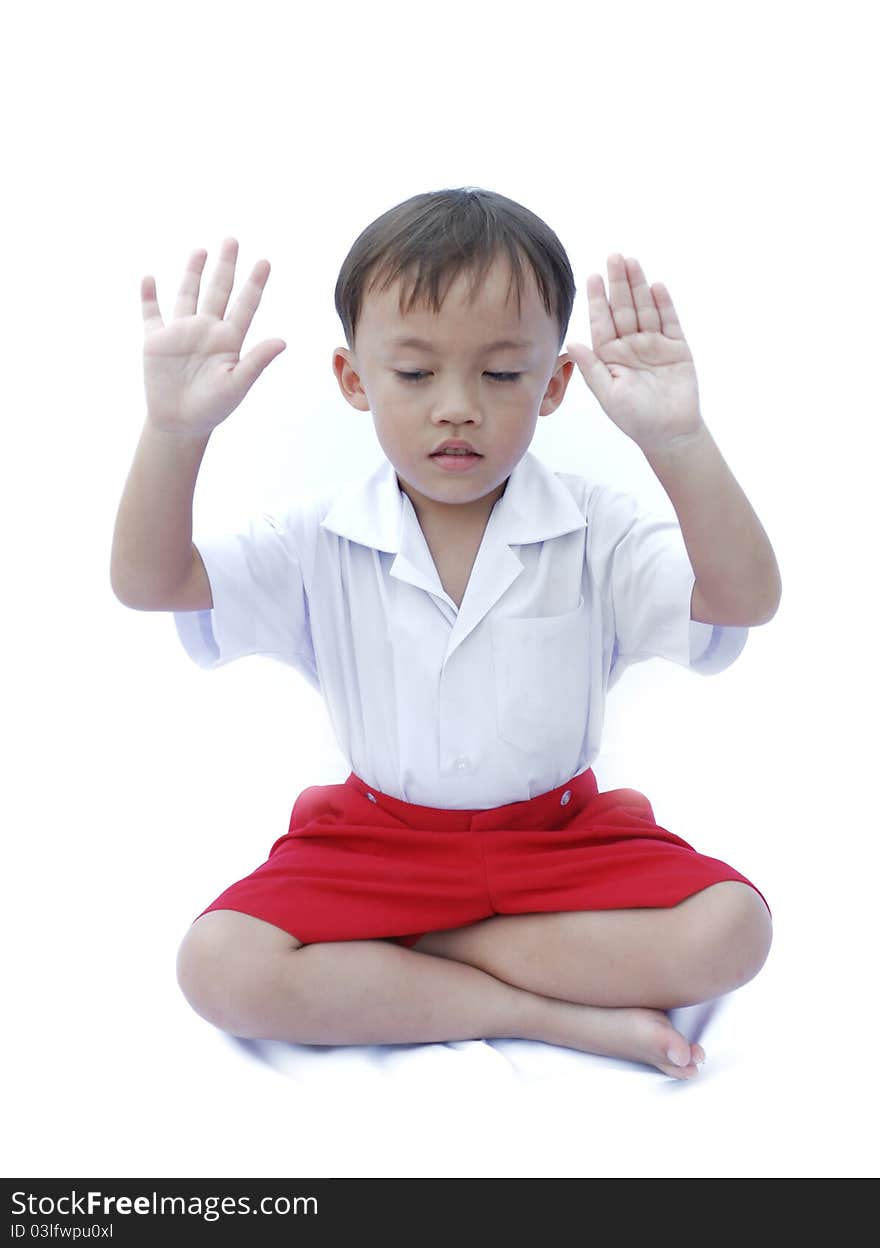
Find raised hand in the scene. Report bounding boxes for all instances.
[141,237,286,435]
[565,255,704,452]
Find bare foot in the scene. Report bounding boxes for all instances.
[525,999,707,1080]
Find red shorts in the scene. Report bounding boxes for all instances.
[194,768,769,947]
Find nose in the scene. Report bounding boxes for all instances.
[430,399,482,427]
[433,414,480,429]
[425,379,485,427]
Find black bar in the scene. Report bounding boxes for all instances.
[0,1176,865,1244]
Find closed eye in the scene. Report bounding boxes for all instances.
[395,371,522,383]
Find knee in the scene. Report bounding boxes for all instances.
[175,911,299,1038]
[679,881,773,999]
[725,883,773,985]
[175,915,239,1033]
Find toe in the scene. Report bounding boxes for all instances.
[665,1039,692,1069]
[657,1026,702,1079]
[662,1049,699,1079]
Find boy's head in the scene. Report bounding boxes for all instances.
[332,187,577,525]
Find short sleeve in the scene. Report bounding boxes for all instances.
[172,508,319,688]
[596,486,748,676]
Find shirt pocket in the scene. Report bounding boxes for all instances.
[490,594,590,756]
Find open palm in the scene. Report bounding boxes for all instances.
[141,238,286,435]
[565,255,703,452]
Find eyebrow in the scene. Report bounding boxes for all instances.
[385,335,534,352]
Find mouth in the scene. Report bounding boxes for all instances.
[430,438,482,458]
[429,449,484,472]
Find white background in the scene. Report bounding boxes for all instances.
[3,0,877,1180]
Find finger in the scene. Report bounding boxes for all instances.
[141,274,164,334]
[651,281,686,340]
[226,258,272,341]
[231,338,287,394]
[199,237,239,320]
[565,340,613,410]
[624,257,661,333]
[586,272,617,350]
[172,247,209,320]
[607,253,638,337]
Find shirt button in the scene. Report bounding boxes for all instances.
[560,789,572,806]
[453,756,472,772]
[366,791,378,803]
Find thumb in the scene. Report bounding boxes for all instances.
[565,341,613,410]
[232,339,287,393]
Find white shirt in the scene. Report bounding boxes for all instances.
[174,450,748,809]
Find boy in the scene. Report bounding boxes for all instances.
[111,188,778,1081]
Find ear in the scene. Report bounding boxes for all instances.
[553,354,577,387]
[332,347,371,412]
[539,355,576,416]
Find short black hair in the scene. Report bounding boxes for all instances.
[334,186,576,352]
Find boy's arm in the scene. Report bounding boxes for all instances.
[643,424,781,627]
[564,254,781,628]
[112,238,286,611]
[110,417,213,611]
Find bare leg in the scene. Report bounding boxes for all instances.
[176,911,706,1080]
[412,881,773,1009]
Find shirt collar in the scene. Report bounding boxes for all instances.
[319,449,587,551]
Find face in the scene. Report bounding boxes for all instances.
[332,256,575,529]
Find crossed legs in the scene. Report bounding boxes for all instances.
[411,880,771,1009]
[176,882,771,1081]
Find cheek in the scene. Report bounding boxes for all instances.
[374,407,415,450]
